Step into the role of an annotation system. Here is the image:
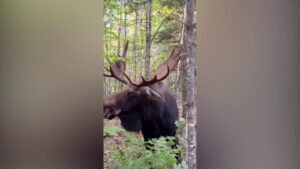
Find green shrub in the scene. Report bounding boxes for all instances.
[106,134,186,169]
[104,123,124,137]
[104,119,187,169]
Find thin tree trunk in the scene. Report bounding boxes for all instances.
[144,0,152,79]
[108,26,113,96]
[140,13,144,78]
[117,11,121,57]
[182,0,196,168]
[173,59,181,98]
[120,0,128,90]
[181,1,187,118]
[117,10,122,91]
[133,6,139,82]
[173,8,185,98]
[124,0,127,39]
[180,2,186,44]
[105,35,110,97]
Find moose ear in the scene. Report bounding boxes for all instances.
[141,87,165,102]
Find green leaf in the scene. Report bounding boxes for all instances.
[103,124,124,137]
[108,164,116,169]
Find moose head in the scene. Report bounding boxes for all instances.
[103,41,182,122]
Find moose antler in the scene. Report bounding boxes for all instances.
[104,41,183,88]
[125,46,182,88]
[104,40,129,84]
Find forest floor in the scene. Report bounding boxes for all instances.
[103,119,143,169]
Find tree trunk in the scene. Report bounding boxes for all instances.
[124,0,127,39]
[120,0,128,90]
[182,0,196,168]
[181,1,187,118]
[117,6,122,91]
[144,0,152,79]
[140,10,144,78]
[174,6,187,100]
[117,10,121,57]
[133,6,139,82]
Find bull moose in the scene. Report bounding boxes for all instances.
[103,41,182,151]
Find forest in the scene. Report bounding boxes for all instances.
[103,0,196,168]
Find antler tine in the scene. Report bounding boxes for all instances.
[132,65,170,88]
[103,40,133,85]
[105,57,113,65]
[104,73,112,77]
[156,65,170,82]
[131,45,182,88]
[121,40,129,58]
[108,65,129,84]
[103,67,112,77]
[104,43,182,88]
[123,71,136,85]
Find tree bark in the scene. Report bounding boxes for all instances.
[117,10,121,57]
[117,5,122,92]
[120,0,128,90]
[144,0,152,79]
[124,0,127,39]
[182,0,196,168]
[133,5,139,82]
[140,8,144,78]
[181,1,187,118]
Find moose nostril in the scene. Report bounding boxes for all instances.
[104,110,110,119]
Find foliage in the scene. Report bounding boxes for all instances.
[104,120,187,169]
[104,54,132,63]
[103,0,190,167]
[103,0,184,98]
[104,123,124,137]
[175,117,186,135]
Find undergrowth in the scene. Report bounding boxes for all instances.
[104,118,186,169]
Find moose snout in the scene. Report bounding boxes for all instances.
[103,107,121,120]
[104,108,114,119]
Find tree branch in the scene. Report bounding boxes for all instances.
[150,10,177,44]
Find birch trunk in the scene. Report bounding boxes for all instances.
[182,0,196,168]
